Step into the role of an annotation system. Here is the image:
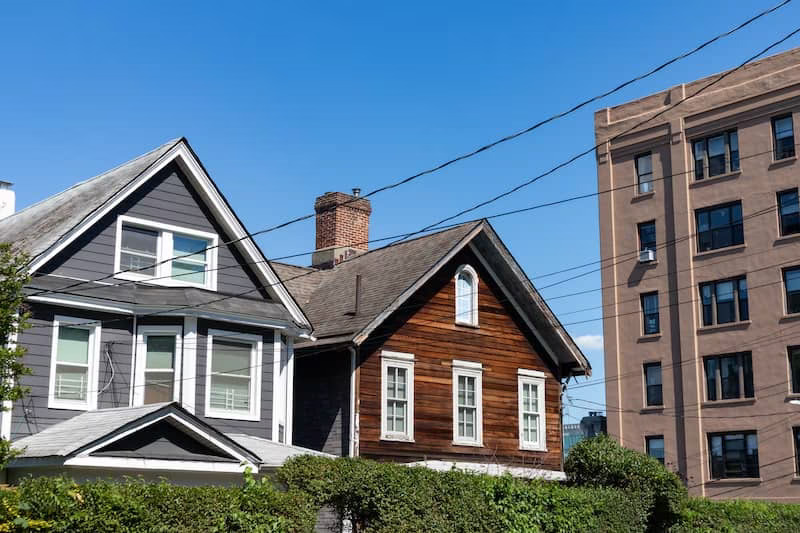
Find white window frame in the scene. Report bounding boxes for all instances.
[380,351,415,442]
[113,215,219,291]
[133,325,183,407]
[204,329,262,421]
[518,369,547,451]
[454,264,479,327]
[452,360,483,447]
[48,315,101,411]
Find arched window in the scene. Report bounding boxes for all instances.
[455,265,478,326]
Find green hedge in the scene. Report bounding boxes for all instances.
[0,474,316,532]
[564,435,687,530]
[278,455,649,532]
[671,497,800,533]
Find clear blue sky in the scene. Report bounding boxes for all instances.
[2,1,799,423]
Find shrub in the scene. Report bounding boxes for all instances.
[564,435,687,531]
[671,497,800,533]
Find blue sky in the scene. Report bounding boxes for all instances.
[2,1,799,423]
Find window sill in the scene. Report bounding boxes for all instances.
[689,170,741,188]
[774,233,800,246]
[707,477,761,486]
[381,435,415,443]
[452,441,484,448]
[631,191,655,203]
[47,402,92,412]
[114,271,213,291]
[702,397,756,408]
[791,476,800,484]
[519,445,548,452]
[693,243,746,260]
[780,313,800,324]
[786,394,800,403]
[635,260,659,268]
[769,156,797,169]
[204,411,261,422]
[454,321,480,329]
[640,406,664,414]
[697,321,751,334]
[637,333,662,343]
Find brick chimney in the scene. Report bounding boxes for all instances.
[311,189,372,269]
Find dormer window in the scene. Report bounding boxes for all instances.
[114,215,218,290]
[455,265,478,327]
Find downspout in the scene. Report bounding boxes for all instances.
[348,345,358,457]
[128,314,138,407]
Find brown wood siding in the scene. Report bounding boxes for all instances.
[358,248,563,470]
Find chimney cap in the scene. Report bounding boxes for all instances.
[0,181,13,188]
[352,187,361,197]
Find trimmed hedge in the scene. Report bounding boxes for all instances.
[564,435,687,530]
[671,497,800,533]
[0,474,316,532]
[278,455,650,532]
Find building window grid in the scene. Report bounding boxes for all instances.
[452,361,483,447]
[692,130,739,180]
[709,431,759,479]
[635,153,654,194]
[704,352,754,402]
[778,189,800,236]
[638,221,656,253]
[695,201,744,253]
[641,292,660,335]
[784,267,800,315]
[773,115,795,160]
[699,277,748,326]
[643,362,663,407]
[380,351,415,442]
[646,435,665,465]
[518,371,546,451]
[789,346,800,394]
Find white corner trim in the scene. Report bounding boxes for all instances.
[1,314,20,439]
[454,264,479,327]
[133,325,183,407]
[285,336,295,445]
[518,368,546,378]
[348,346,357,457]
[204,329,263,422]
[181,317,198,414]
[27,295,134,315]
[380,350,415,362]
[271,330,281,442]
[47,315,102,411]
[380,354,415,442]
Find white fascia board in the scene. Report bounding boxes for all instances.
[63,456,256,474]
[352,223,484,345]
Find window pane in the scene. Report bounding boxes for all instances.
[122,225,158,255]
[786,268,800,314]
[743,354,754,399]
[57,326,90,365]
[707,135,726,177]
[779,190,800,236]
[693,140,705,179]
[524,413,539,443]
[456,272,474,323]
[210,375,250,412]
[705,358,718,401]
[774,116,795,159]
[720,356,740,400]
[729,131,739,171]
[636,154,653,193]
[791,347,800,394]
[715,281,736,324]
[645,364,662,406]
[738,279,749,321]
[172,260,206,284]
[144,370,174,404]
[639,222,656,251]
[211,339,252,376]
[145,335,175,369]
[173,235,207,262]
[647,437,665,464]
[701,284,713,326]
[54,364,88,401]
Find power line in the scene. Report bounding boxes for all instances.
[21,2,792,296]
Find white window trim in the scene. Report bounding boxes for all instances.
[381,351,415,442]
[454,264,479,327]
[518,369,547,451]
[48,315,101,411]
[204,329,262,421]
[133,325,183,407]
[452,360,483,447]
[113,215,219,291]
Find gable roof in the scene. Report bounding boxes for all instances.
[274,220,590,375]
[3,138,311,332]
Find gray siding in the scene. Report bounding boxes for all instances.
[194,319,273,439]
[293,350,350,456]
[40,163,270,299]
[12,303,133,440]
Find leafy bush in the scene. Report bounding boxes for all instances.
[279,455,649,532]
[565,435,687,530]
[0,473,316,532]
[671,497,800,533]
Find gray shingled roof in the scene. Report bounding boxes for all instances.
[226,434,331,467]
[0,139,180,262]
[269,262,325,306]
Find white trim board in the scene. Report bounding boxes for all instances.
[26,139,311,332]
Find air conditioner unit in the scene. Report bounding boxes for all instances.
[639,249,656,263]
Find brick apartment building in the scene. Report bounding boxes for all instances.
[595,47,800,500]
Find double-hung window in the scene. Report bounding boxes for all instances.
[692,130,739,179]
[644,362,663,407]
[773,115,795,160]
[635,153,654,194]
[115,215,218,290]
[789,346,800,394]
[134,326,182,406]
[452,360,483,446]
[205,330,262,421]
[646,435,665,465]
[638,221,656,253]
[784,266,800,315]
[704,352,754,401]
[709,431,759,479]
[454,265,479,326]
[641,292,660,335]
[699,277,748,326]
[695,202,743,252]
[518,369,546,451]
[48,316,101,410]
[778,189,800,236]
[794,427,800,475]
[380,351,414,441]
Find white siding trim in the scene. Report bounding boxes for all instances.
[182,317,198,414]
[452,361,483,447]
[271,330,281,442]
[47,316,102,411]
[203,329,262,421]
[285,336,295,445]
[380,351,415,442]
[133,325,183,407]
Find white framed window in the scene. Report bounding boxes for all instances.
[518,369,546,451]
[133,325,183,406]
[48,316,101,411]
[204,329,262,421]
[454,265,479,327]
[380,351,414,441]
[113,215,218,290]
[452,360,483,446]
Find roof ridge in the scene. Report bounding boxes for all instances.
[3,138,181,223]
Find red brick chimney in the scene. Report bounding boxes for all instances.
[311,189,371,268]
